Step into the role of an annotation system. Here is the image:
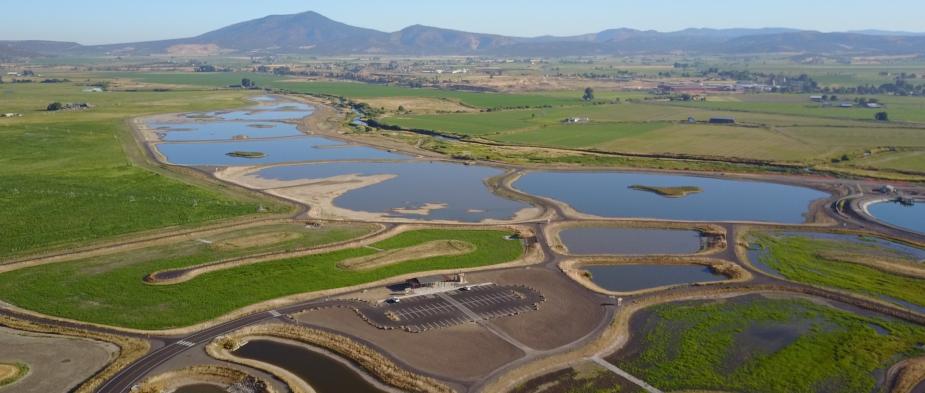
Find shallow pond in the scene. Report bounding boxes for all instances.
[513,171,828,223]
[869,201,925,235]
[156,136,407,166]
[254,161,531,222]
[172,384,227,393]
[234,339,387,393]
[559,227,702,255]
[150,121,303,141]
[584,264,724,292]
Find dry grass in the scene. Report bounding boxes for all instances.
[0,363,26,386]
[216,323,455,393]
[0,315,149,393]
[135,364,278,393]
[337,240,475,271]
[889,357,925,393]
[366,97,475,114]
[211,232,302,251]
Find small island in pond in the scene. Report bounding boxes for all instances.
[629,184,703,198]
[226,151,266,158]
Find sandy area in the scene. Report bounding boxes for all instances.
[364,97,475,114]
[294,307,524,381]
[338,240,475,271]
[0,326,117,393]
[0,364,21,383]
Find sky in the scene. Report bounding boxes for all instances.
[2,0,924,44]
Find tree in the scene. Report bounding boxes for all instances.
[397,105,406,112]
[241,78,254,88]
[582,87,594,101]
[875,112,889,121]
[46,102,63,111]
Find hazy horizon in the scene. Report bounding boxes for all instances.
[2,0,924,45]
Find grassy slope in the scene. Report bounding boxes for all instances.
[620,298,925,393]
[0,229,522,329]
[751,233,925,308]
[0,83,285,259]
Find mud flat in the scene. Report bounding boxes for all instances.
[558,226,703,255]
[0,326,117,393]
[223,161,538,223]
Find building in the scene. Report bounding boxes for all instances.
[562,117,590,124]
[406,273,466,289]
[866,103,883,108]
[878,185,897,194]
[709,116,736,124]
[810,95,824,102]
[839,102,854,108]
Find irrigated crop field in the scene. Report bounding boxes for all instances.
[0,228,522,329]
[0,82,286,260]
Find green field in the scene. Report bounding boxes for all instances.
[615,296,925,393]
[0,82,284,260]
[0,228,522,329]
[749,232,925,309]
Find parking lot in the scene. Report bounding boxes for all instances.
[357,284,544,332]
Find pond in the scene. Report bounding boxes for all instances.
[559,227,702,255]
[584,264,724,292]
[233,339,387,393]
[155,136,407,166]
[513,171,828,223]
[172,384,227,393]
[150,121,303,141]
[868,201,925,235]
[253,161,532,222]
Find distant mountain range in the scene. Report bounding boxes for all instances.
[4,11,925,59]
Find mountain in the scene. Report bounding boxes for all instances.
[5,11,925,58]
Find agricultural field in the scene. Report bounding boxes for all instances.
[0,228,523,329]
[384,98,925,164]
[611,296,925,393]
[748,232,925,309]
[0,82,285,260]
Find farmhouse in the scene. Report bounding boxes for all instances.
[810,95,824,102]
[406,273,467,289]
[709,116,736,124]
[562,117,590,124]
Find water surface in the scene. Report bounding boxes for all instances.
[585,264,724,292]
[172,384,226,393]
[255,161,531,222]
[560,227,702,255]
[150,121,303,141]
[869,201,925,235]
[156,136,407,166]
[234,339,387,393]
[514,171,827,223]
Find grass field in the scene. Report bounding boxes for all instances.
[749,233,925,309]
[0,228,522,329]
[615,296,925,393]
[0,82,285,260]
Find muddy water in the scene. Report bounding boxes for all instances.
[233,339,387,393]
[151,121,303,141]
[253,161,531,222]
[155,136,406,166]
[869,201,925,235]
[513,171,827,223]
[559,227,702,255]
[584,264,724,292]
[172,384,227,393]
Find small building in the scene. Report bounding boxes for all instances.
[406,273,466,289]
[83,87,103,93]
[810,95,824,102]
[1,113,22,118]
[878,185,897,194]
[562,117,590,124]
[866,103,883,108]
[709,116,736,124]
[687,116,696,124]
[839,102,854,108]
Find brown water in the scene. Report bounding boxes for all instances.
[172,384,227,393]
[233,339,387,393]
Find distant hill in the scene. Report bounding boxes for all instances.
[5,11,925,57]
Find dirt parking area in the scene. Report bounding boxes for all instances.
[0,326,117,393]
[294,307,524,383]
[467,267,606,351]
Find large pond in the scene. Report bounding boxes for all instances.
[559,227,702,255]
[254,161,532,222]
[584,264,725,292]
[156,136,407,166]
[868,201,925,235]
[234,339,387,393]
[172,384,227,393]
[189,97,314,121]
[150,121,304,142]
[513,171,828,223]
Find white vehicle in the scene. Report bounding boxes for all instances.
[387,297,401,303]
[460,286,473,291]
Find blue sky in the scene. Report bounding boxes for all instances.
[2,0,924,44]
